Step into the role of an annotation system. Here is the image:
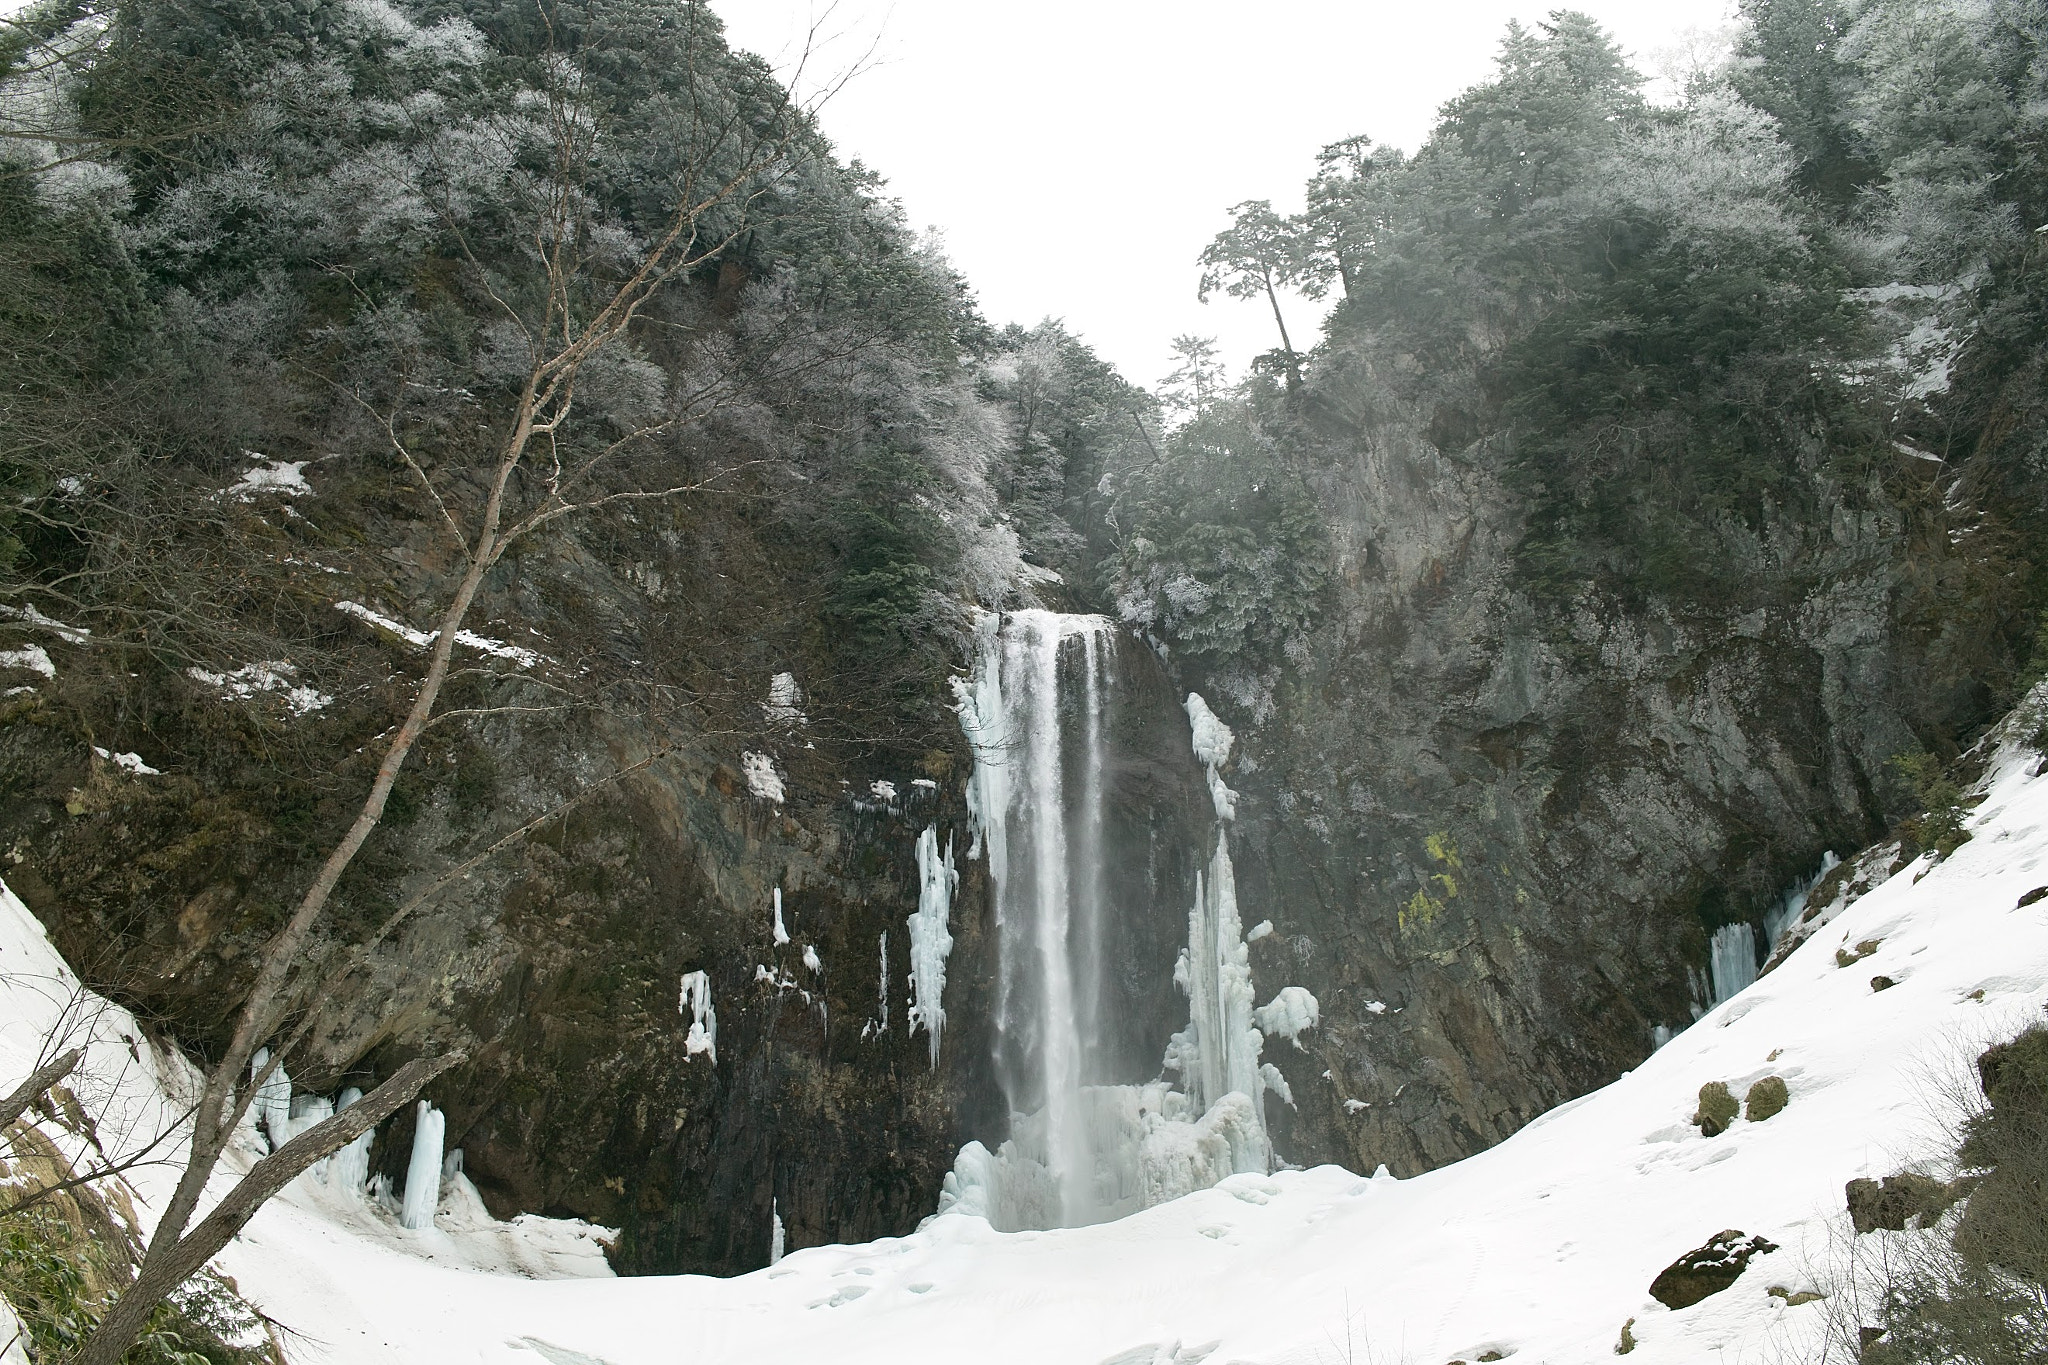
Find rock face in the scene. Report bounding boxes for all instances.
[1845,1174,1957,1234]
[1649,1230,1780,1309]
[1194,377,1969,1179]
[0,537,1210,1275]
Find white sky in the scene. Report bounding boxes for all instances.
[717,0,1737,389]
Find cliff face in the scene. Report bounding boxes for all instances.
[1207,380,1972,1175]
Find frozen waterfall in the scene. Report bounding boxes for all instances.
[941,612,1315,1231]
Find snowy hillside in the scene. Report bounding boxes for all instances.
[6,725,2048,1364]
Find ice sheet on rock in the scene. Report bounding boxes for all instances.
[0,603,90,643]
[764,672,806,725]
[334,601,545,667]
[742,752,786,803]
[907,827,957,1067]
[225,453,314,501]
[93,746,159,775]
[802,944,821,974]
[1,645,57,679]
[680,971,717,1063]
[187,660,332,714]
[1252,986,1319,1048]
[401,1100,445,1231]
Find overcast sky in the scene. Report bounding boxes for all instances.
[716,0,1738,389]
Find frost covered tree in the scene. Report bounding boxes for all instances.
[0,0,868,1357]
[1159,333,1225,427]
[1198,200,1311,388]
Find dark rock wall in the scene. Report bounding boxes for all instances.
[1211,390,1943,1177]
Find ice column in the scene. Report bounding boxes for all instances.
[400,1100,445,1231]
[907,826,957,1066]
[769,1199,786,1265]
[330,1086,374,1200]
[249,1048,292,1152]
[680,971,717,1062]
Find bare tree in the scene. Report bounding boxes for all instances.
[65,16,858,1362]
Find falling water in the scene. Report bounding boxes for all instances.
[945,610,1317,1232]
[967,610,1114,1227]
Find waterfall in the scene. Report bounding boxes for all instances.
[953,609,1113,1227]
[942,612,1316,1231]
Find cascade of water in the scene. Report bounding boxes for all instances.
[964,610,1113,1226]
[943,617,1316,1231]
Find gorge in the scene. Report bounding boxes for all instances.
[5,0,2048,1360]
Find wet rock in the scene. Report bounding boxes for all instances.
[1648,1230,1780,1309]
[2017,886,2047,908]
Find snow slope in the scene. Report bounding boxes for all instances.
[6,730,2048,1364]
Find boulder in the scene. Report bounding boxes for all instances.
[1648,1230,1780,1309]
[1693,1081,1738,1137]
[1744,1076,1788,1122]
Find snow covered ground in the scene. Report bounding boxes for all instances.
[5,723,2048,1364]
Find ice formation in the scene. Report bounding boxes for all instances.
[1707,922,1759,1006]
[770,1199,786,1266]
[330,1086,374,1198]
[771,887,789,946]
[802,944,822,974]
[680,971,717,1063]
[401,1101,445,1231]
[92,746,159,776]
[906,826,957,1067]
[1252,986,1320,1047]
[741,752,785,803]
[250,1048,293,1151]
[763,672,806,725]
[1183,692,1238,821]
[0,646,56,680]
[939,624,1317,1230]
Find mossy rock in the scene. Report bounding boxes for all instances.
[1648,1229,1779,1309]
[1694,1081,1738,1136]
[1615,1318,1637,1355]
[1844,1173,1957,1233]
[1744,1075,1788,1122]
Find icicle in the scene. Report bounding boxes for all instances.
[771,887,790,946]
[876,931,889,1032]
[907,827,957,1067]
[400,1100,444,1231]
[769,1199,786,1266]
[680,971,717,1063]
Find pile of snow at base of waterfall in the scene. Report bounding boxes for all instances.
[7,732,2048,1364]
